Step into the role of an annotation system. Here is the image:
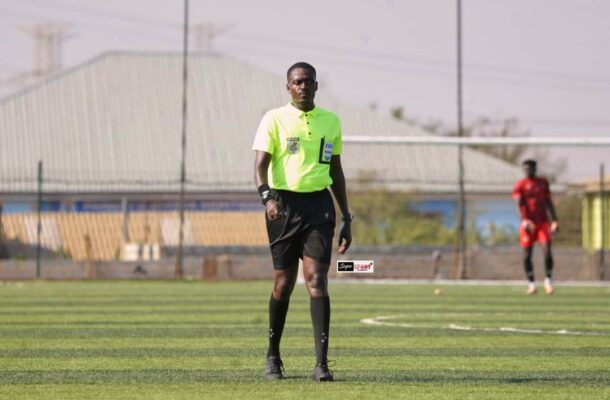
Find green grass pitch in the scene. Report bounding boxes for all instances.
[0,280,609,399]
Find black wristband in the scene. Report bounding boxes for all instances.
[261,189,278,205]
[257,184,271,196]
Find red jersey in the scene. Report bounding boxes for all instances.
[512,177,551,224]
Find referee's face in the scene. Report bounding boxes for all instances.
[287,68,317,107]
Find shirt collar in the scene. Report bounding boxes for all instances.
[286,102,318,117]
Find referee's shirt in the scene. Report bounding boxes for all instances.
[252,103,342,192]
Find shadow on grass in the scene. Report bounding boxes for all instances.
[1,369,609,386]
[3,347,610,358]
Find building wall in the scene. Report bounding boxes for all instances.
[582,193,610,250]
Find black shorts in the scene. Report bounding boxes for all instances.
[265,189,336,269]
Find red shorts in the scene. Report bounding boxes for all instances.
[519,221,551,248]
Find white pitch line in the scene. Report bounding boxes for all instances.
[360,315,414,328]
[360,315,604,336]
[446,324,599,336]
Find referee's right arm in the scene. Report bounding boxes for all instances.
[254,151,281,221]
[254,150,271,189]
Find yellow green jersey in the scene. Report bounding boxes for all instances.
[252,102,342,193]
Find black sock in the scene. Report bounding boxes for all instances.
[545,254,553,279]
[267,295,289,358]
[310,296,330,364]
[524,249,534,282]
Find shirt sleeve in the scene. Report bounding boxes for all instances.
[332,117,342,155]
[513,180,528,219]
[252,111,275,154]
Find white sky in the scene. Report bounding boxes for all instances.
[1,0,609,182]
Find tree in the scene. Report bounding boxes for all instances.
[348,172,455,246]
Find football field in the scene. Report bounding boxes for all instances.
[1,280,609,399]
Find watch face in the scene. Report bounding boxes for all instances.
[262,192,273,204]
[262,190,278,204]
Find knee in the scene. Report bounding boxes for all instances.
[273,276,294,301]
[523,253,532,264]
[306,272,327,296]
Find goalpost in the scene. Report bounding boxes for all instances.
[343,136,610,146]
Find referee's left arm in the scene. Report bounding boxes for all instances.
[330,155,352,254]
[330,155,349,216]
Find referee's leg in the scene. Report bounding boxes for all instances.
[303,256,333,380]
[268,264,298,359]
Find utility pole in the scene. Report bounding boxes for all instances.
[455,0,467,279]
[175,0,190,279]
[600,163,606,280]
[36,160,43,279]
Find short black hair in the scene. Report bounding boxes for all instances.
[522,159,537,168]
[287,62,316,81]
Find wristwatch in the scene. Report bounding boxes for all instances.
[342,212,354,222]
[261,189,279,205]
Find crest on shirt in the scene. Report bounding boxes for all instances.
[287,137,300,154]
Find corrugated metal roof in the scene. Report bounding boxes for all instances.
[0,51,521,195]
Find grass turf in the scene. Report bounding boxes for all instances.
[0,280,609,399]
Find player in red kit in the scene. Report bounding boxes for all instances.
[512,160,559,295]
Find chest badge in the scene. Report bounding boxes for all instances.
[318,136,333,164]
[287,137,300,154]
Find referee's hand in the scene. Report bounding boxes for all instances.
[338,222,352,255]
[266,200,282,221]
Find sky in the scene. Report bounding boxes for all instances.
[1,0,609,182]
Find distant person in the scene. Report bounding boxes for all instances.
[512,160,559,295]
[252,62,352,381]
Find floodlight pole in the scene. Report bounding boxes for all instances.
[456,0,467,279]
[175,0,189,280]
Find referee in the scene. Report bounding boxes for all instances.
[253,62,352,381]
